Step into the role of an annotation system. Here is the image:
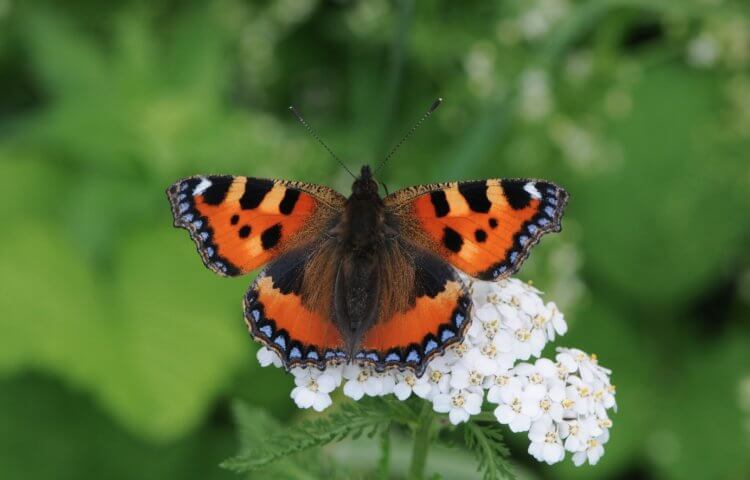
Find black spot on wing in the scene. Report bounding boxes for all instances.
[474,229,487,242]
[458,182,492,213]
[202,176,234,205]
[489,218,498,229]
[429,190,450,217]
[442,227,463,253]
[279,189,301,215]
[500,179,532,210]
[238,225,251,238]
[240,178,275,210]
[261,223,282,250]
[230,214,240,225]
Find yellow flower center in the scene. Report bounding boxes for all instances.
[539,398,551,411]
[511,398,522,413]
[578,386,591,398]
[530,373,543,384]
[308,380,319,392]
[515,329,531,342]
[453,344,468,357]
[430,371,443,383]
[495,375,509,386]
[533,314,547,327]
[452,394,466,408]
[357,371,370,382]
[588,439,599,448]
[569,422,579,435]
[594,389,604,401]
[487,293,499,304]
[598,418,613,429]
[482,319,499,336]
[561,398,575,409]
[511,296,521,307]
[405,375,416,387]
[544,431,558,443]
[481,344,497,358]
[469,371,484,386]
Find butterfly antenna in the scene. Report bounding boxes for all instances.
[373,97,442,175]
[289,106,356,179]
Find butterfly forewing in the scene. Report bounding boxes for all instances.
[166,175,345,276]
[385,178,569,280]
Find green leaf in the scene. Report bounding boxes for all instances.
[574,64,750,309]
[223,399,394,473]
[464,422,515,480]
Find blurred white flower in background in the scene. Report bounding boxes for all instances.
[519,69,553,121]
[687,33,719,68]
[256,277,617,467]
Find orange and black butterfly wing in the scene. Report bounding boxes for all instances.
[356,249,472,376]
[385,179,569,280]
[166,175,345,276]
[244,245,349,370]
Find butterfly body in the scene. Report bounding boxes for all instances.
[168,167,568,375]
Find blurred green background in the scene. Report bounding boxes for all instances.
[1,0,749,478]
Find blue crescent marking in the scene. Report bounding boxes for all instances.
[440,329,455,342]
[406,350,420,363]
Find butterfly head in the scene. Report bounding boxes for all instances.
[352,165,379,196]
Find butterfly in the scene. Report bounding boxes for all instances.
[167,103,568,376]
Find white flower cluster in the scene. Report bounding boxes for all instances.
[256,277,616,466]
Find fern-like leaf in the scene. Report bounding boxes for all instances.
[464,422,515,480]
[222,398,393,473]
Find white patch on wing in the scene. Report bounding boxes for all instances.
[193,177,212,196]
[523,182,542,199]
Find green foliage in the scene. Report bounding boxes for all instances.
[464,423,516,480]
[1,0,750,478]
[223,398,396,474]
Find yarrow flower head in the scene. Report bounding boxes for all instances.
[256,277,617,467]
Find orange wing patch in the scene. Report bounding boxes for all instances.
[245,267,347,370]
[388,179,568,280]
[167,175,344,276]
[357,279,471,375]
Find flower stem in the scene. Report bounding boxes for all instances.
[408,403,434,480]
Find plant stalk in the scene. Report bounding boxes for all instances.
[408,403,434,480]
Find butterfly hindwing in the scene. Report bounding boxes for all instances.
[244,239,471,375]
[167,175,345,276]
[244,246,347,370]
[385,179,569,280]
[357,250,471,375]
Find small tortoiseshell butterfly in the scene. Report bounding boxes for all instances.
[167,101,568,376]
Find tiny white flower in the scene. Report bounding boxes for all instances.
[393,371,430,401]
[289,367,340,412]
[528,418,565,465]
[342,365,382,400]
[502,313,546,360]
[543,302,568,340]
[256,346,283,368]
[559,416,601,452]
[572,435,606,466]
[493,377,536,432]
[432,388,483,425]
